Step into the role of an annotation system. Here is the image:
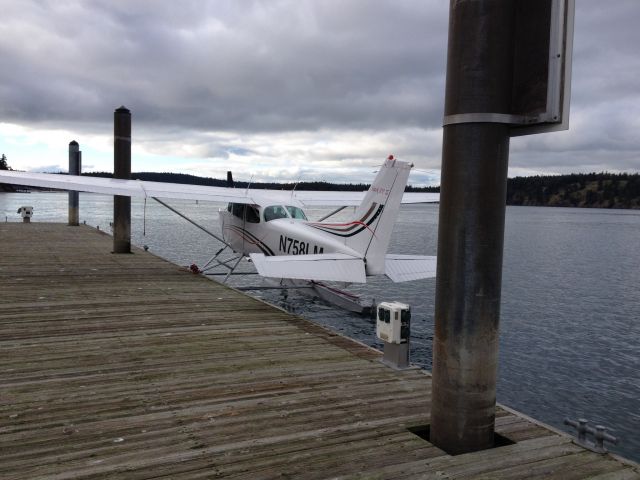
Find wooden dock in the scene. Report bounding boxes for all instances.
[1,223,638,479]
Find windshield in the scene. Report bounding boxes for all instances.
[263,205,289,222]
[286,205,307,220]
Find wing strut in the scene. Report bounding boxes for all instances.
[316,205,348,222]
[152,197,226,244]
[151,197,251,283]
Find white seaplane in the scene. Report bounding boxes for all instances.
[1,156,439,312]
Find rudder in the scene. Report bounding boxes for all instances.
[310,156,412,276]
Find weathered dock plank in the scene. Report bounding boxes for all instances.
[1,223,638,479]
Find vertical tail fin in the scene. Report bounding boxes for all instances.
[350,156,411,275]
[313,156,412,276]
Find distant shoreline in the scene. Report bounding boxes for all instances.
[2,171,639,209]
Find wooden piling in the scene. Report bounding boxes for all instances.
[68,140,81,226]
[113,106,131,253]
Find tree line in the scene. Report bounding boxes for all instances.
[2,153,639,208]
[506,172,640,209]
[84,170,640,208]
[83,171,440,193]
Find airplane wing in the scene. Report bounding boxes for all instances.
[250,253,366,283]
[0,171,439,206]
[0,171,286,204]
[384,254,437,282]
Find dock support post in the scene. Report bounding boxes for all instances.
[430,0,514,454]
[68,141,81,226]
[381,342,410,370]
[113,106,131,253]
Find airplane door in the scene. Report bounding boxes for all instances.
[241,205,247,253]
[243,204,261,254]
[227,203,261,255]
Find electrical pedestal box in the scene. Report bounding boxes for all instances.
[377,301,412,370]
[17,206,33,223]
[376,301,411,344]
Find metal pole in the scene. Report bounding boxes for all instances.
[430,0,515,455]
[113,106,131,253]
[68,140,81,226]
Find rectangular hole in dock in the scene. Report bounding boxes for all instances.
[407,425,515,456]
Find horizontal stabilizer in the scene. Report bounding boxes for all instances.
[385,254,437,282]
[250,253,366,283]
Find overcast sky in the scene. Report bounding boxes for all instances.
[0,0,638,185]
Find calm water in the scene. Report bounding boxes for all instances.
[2,192,639,461]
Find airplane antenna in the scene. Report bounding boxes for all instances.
[290,177,301,199]
[245,175,254,195]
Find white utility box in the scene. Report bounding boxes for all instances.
[17,206,34,223]
[376,301,411,344]
[17,206,33,218]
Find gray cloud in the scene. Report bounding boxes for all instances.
[0,1,447,131]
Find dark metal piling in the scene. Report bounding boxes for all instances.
[113,106,131,253]
[430,0,515,454]
[68,141,81,226]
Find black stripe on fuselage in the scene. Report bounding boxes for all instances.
[309,204,384,238]
[225,224,274,256]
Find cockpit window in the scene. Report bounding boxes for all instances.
[231,203,244,218]
[263,205,289,222]
[285,205,307,220]
[245,205,260,223]
[227,203,260,223]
